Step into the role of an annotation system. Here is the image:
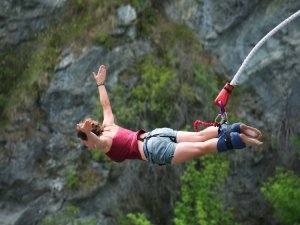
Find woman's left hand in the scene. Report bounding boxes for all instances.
[93,64,106,85]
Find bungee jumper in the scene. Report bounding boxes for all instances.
[76,65,262,166]
[76,10,300,165]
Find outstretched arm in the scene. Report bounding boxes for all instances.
[93,65,115,126]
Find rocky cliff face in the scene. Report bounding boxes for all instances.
[0,1,299,225]
[0,0,67,50]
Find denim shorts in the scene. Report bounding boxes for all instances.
[143,128,178,165]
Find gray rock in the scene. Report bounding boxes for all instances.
[117,5,137,26]
[126,25,137,40]
[0,0,67,49]
[55,48,74,71]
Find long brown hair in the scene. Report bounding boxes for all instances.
[76,118,103,141]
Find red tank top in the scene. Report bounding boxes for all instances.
[105,127,145,162]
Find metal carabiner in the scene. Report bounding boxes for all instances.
[215,100,229,124]
[214,112,228,124]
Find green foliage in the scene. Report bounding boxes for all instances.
[0,46,29,126]
[120,213,154,225]
[138,9,160,37]
[193,64,219,118]
[42,204,97,225]
[90,148,113,170]
[133,58,177,116]
[291,135,300,155]
[76,0,86,11]
[159,23,202,54]
[194,65,218,99]
[131,0,151,12]
[94,32,112,48]
[91,149,101,161]
[67,166,79,189]
[261,168,300,225]
[111,56,179,128]
[173,155,239,225]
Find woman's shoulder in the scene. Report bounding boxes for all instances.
[101,124,120,138]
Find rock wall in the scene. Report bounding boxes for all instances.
[0,1,300,225]
[0,0,67,49]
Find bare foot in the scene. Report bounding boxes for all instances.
[240,123,262,139]
[240,133,263,145]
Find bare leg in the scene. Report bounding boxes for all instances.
[177,126,218,143]
[241,123,262,138]
[172,133,263,164]
[171,139,218,164]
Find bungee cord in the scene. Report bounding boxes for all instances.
[230,10,300,86]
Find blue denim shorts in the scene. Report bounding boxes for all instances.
[143,128,178,165]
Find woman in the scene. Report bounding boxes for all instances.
[76,65,262,165]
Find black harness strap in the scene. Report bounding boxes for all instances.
[144,133,176,142]
[224,132,233,149]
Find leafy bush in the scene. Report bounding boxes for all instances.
[117,156,237,225]
[291,136,300,156]
[42,205,97,225]
[120,213,154,225]
[67,166,79,189]
[173,155,239,225]
[111,56,179,129]
[131,0,151,12]
[261,168,300,225]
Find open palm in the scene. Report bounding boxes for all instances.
[93,64,106,85]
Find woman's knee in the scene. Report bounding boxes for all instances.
[193,142,210,155]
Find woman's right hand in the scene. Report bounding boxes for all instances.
[77,120,93,133]
[93,64,106,85]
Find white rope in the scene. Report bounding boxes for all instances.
[230,10,300,86]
